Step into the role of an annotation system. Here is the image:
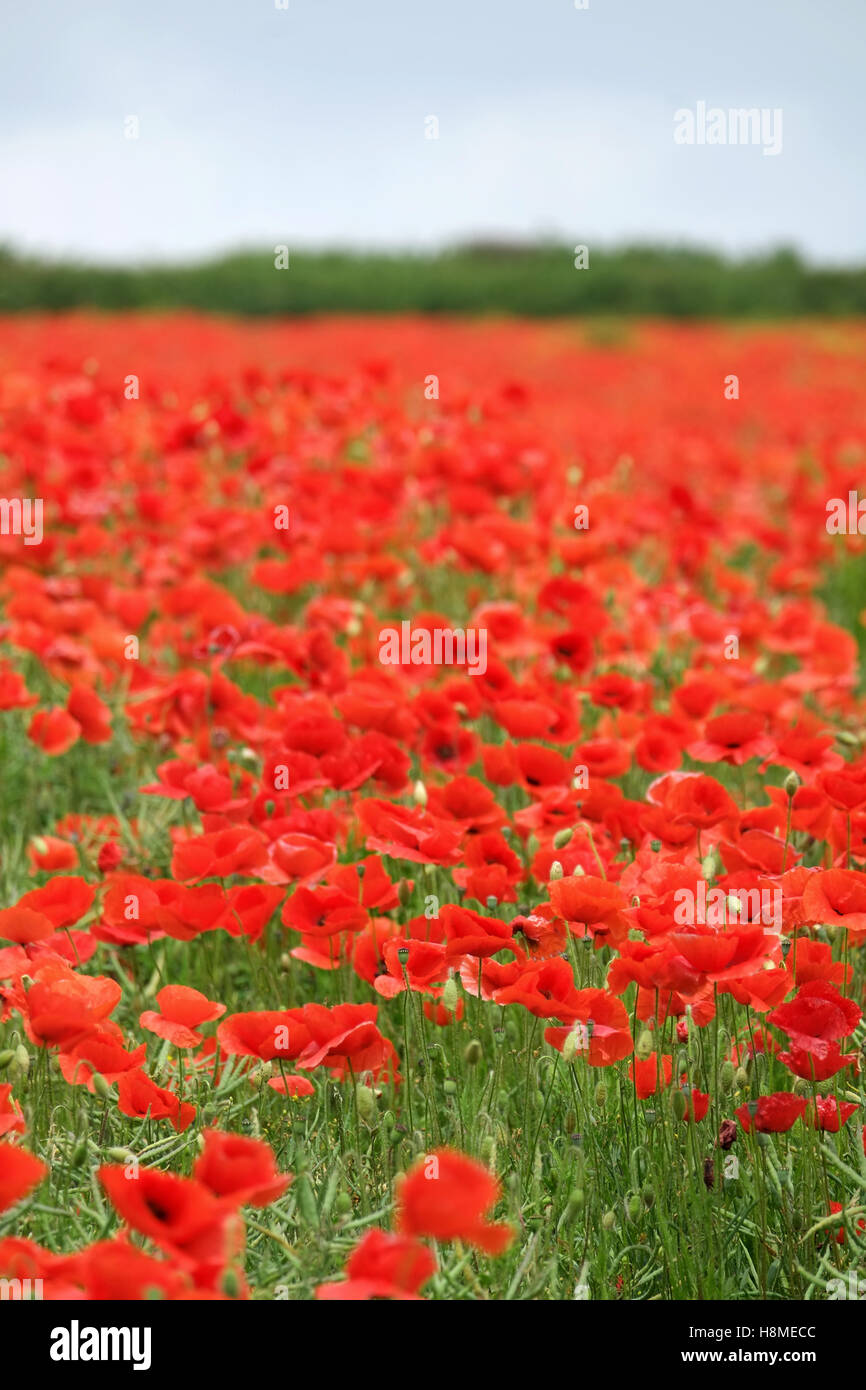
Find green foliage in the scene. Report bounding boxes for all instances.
[3,243,866,316]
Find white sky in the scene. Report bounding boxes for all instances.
[2,0,864,263]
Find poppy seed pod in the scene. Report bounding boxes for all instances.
[397,945,411,966]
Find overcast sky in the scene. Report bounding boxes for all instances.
[2,0,864,263]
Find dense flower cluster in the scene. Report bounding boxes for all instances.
[1,315,866,1298]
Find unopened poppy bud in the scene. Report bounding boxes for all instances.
[92,1072,114,1100]
[280,953,292,972]
[480,1136,495,1165]
[333,1190,352,1217]
[442,977,459,1013]
[14,1045,30,1076]
[564,1109,576,1135]
[642,1181,655,1208]
[701,853,717,880]
[355,1083,376,1122]
[549,860,564,881]
[756,1132,771,1148]
[650,839,662,853]
[553,827,573,850]
[784,771,801,798]
[70,1139,89,1167]
[594,1082,607,1108]
[670,1088,688,1121]
[573,863,586,876]
[464,1039,483,1066]
[561,1029,578,1064]
[735,1067,749,1088]
[626,1193,642,1221]
[295,1173,318,1226]
[412,780,428,807]
[720,1060,736,1092]
[602,1210,616,1231]
[106,1146,132,1163]
[636,1029,653,1061]
[222,1268,242,1299]
[0,1049,14,1071]
[564,1189,585,1221]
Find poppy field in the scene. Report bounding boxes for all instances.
[2,312,866,1304]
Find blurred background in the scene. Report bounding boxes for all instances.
[2,0,865,314]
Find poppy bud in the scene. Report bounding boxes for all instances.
[279,953,292,972]
[13,1045,30,1077]
[650,839,662,853]
[553,827,574,850]
[443,1079,458,1096]
[221,1268,242,1299]
[70,1139,89,1167]
[670,1089,688,1122]
[756,1132,771,1148]
[549,860,564,881]
[106,1147,133,1163]
[564,1189,585,1221]
[642,1181,655,1208]
[735,1067,749,1088]
[636,1029,653,1061]
[784,771,801,798]
[464,1039,483,1066]
[0,1050,14,1071]
[333,1190,352,1217]
[442,976,460,1013]
[564,1109,576,1134]
[573,863,586,877]
[602,1210,616,1231]
[92,1072,114,1100]
[720,1060,736,1093]
[480,1136,495,1165]
[295,1173,318,1226]
[561,1028,578,1064]
[594,1082,607,1108]
[412,780,428,807]
[626,1193,641,1222]
[355,1084,376,1122]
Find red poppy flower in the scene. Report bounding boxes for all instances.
[735,1092,807,1133]
[140,985,226,1048]
[316,1229,436,1301]
[66,684,112,743]
[0,1142,47,1211]
[28,707,81,756]
[116,1069,196,1132]
[194,1130,291,1206]
[397,1149,514,1254]
[0,1085,26,1138]
[629,1052,673,1099]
